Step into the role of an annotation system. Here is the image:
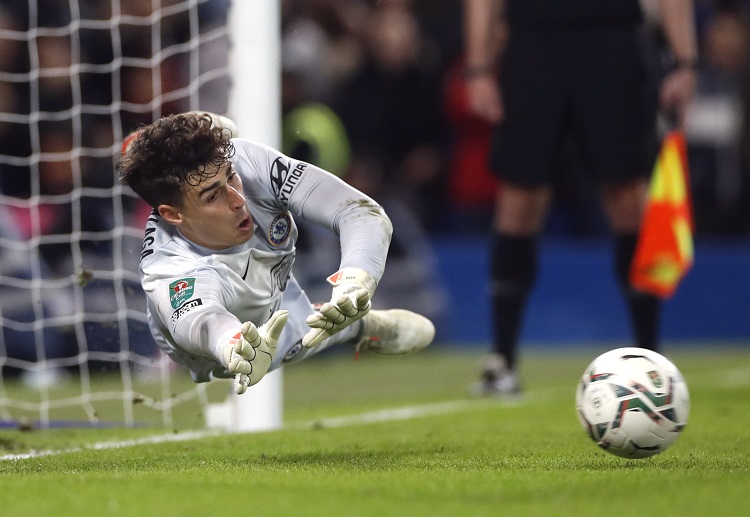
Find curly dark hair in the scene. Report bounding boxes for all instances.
[118,112,235,208]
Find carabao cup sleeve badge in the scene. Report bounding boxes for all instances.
[169,278,196,309]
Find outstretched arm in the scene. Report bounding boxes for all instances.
[266,151,393,348]
[293,176,392,348]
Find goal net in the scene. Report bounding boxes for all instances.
[0,0,273,430]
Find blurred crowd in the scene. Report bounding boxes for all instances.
[1,0,750,245]
[1,0,750,377]
[280,0,750,237]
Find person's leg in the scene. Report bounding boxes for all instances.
[601,179,661,351]
[492,182,552,367]
[570,25,661,352]
[477,182,552,395]
[479,28,566,395]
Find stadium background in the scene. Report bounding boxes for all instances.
[0,5,747,513]
[0,0,748,368]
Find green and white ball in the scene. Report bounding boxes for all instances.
[575,347,690,459]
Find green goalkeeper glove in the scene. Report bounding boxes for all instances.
[302,268,376,348]
[222,310,287,394]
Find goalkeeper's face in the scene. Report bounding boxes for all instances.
[159,161,254,249]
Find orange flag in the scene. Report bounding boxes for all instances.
[629,130,694,298]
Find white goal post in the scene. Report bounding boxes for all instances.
[207,0,283,433]
[0,0,281,431]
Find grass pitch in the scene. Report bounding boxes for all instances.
[1,344,749,517]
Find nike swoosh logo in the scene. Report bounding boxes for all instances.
[241,256,250,280]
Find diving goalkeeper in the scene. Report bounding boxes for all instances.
[118,112,434,395]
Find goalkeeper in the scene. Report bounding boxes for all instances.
[118,112,435,395]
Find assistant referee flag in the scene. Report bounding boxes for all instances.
[630,130,694,298]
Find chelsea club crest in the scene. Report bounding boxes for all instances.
[269,213,291,245]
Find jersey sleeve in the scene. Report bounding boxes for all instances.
[149,269,240,363]
[233,138,394,285]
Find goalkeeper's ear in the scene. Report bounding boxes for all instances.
[157,203,184,227]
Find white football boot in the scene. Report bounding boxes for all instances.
[355,309,435,355]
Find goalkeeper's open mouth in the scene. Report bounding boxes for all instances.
[238,216,251,231]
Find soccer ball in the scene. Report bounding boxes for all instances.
[575,347,690,459]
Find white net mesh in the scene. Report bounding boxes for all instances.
[0,0,232,429]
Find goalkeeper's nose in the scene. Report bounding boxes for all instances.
[228,184,246,208]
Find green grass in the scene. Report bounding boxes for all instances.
[1,345,749,517]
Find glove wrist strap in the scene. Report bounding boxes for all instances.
[217,327,242,368]
[327,267,377,296]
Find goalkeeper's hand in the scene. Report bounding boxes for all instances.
[302,268,376,348]
[222,310,288,394]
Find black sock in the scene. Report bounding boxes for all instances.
[490,233,537,370]
[614,234,661,351]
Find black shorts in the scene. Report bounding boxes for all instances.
[489,25,660,187]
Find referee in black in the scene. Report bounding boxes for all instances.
[462,0,697,396]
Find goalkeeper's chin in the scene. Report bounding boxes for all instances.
[226,229,253,248]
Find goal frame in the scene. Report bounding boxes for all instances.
[0,0,283,432]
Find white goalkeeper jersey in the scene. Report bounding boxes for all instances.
[139,138,392,382]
